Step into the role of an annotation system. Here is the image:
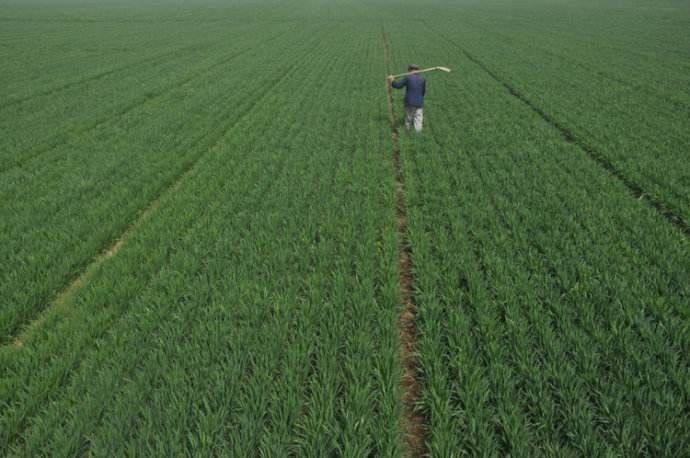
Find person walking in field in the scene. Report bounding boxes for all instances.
[388,64,426,133]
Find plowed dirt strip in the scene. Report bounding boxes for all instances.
[382,26,427,457]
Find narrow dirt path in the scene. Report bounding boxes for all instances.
[381,26,428,457]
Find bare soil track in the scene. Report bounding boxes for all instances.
[382,26,428,457]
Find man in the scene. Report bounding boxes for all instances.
[388,64,426,133]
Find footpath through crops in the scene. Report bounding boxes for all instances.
[1,0,688,455]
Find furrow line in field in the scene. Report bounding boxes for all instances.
[499,17,690,74]
[524,45,689,112]
[1,28,332,448]
[0,39,213,110]
[425,89,688,447]
[431,29,690,238]
[0,29,288,175]
[1,105,284,454]
[68,155,291,455]
[8,55,306,349]
[449,18,690,112]
[381,25,428,458]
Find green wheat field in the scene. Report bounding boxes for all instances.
[1,0,688,455]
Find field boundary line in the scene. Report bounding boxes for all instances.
[451,18,690,113]
[0,29,289,175]
[7,52,308,349]
[428,26,690,237]
[9,165,183,349]
[2,31,332,451]
[381,24,428,457]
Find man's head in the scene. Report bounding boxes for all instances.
[408,64,420,72]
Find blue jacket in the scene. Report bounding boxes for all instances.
[392,74,426,108]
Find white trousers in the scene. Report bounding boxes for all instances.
[404,106,423,132]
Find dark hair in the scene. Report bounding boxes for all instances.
[408,64,420,71]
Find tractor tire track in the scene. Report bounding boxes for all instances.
[428,26,690,237]
[381,25,428,457]
[452,19,690,113]
[2,156,283,450]
[0,29,288,175]
[5,32,312,347]
[28,154,290,456]
[0,40,316,448]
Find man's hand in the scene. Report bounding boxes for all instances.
[386,75,395,82]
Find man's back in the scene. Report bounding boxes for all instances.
[392,74,426,108]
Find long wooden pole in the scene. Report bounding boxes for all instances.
[390,66,451,79]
